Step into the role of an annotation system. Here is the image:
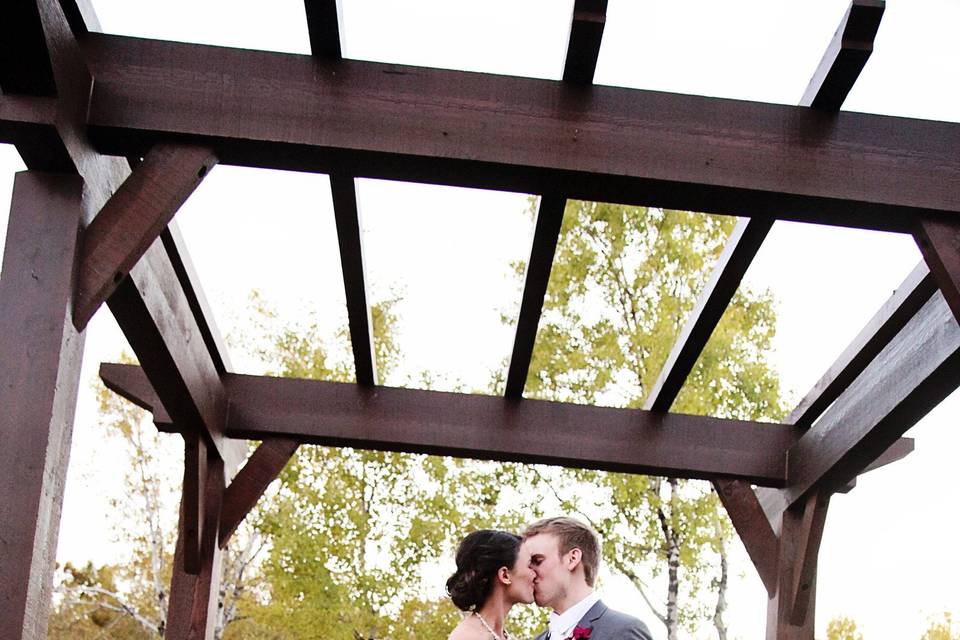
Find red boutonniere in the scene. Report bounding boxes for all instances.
[571,627,592,640]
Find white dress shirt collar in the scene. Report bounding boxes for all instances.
[547,591,601,640]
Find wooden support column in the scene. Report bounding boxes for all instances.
[166,450,228,640]
[766,493,830,640]
[0,171,85,640]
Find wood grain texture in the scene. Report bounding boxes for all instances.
[562,0,606,85]
[330,173,377,386]
[74,144,218,329]
[219,438,300,548]
[0,172,85,640]
[505,195,566,398]
[783,292,960,507]
[80,34,960,233]
[100,364,800,485]
[788,493,830,626]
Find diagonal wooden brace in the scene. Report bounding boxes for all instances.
[73,144,217,330]
[914,215,960,325]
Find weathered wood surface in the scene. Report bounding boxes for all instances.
[788,492,830,626]
[330,174,377,386]
[562,0,606,85]
[505,194,566,398]
[788,261,935,427]
[80,33,960,232]
[74,144,218,329]
[784,291,960,507]
[101,364,801,485]
[0,172,85,640]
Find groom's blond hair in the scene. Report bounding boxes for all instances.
[523,516,600,586]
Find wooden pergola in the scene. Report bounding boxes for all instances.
[2,0,959,637]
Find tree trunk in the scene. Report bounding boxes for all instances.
[713,536,728,640]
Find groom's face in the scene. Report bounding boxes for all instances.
[521,533,567,609]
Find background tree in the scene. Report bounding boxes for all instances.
[507,200,786,639]
[922,613,960,640]
[826,616,864,640]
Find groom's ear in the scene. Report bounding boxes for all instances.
[566,547,582,572]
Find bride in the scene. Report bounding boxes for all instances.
[446,530,536,640]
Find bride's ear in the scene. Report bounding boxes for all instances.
[497,566,512,585]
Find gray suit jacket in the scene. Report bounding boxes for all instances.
[533,600,654,640]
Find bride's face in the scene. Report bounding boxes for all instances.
[505,553,536,604]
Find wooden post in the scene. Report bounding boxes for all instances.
[0,171,85,640]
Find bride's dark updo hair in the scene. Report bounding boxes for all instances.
[446,530,522,611]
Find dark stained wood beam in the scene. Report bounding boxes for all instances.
[505,195,566,398]
[767,499,825,639]
[330,174,377,386]
[0,172,85,640]
[914,216,960,324]
[100,361,174,429]
[181,434,208,575]
[167,455,228,639]
[74,144,218,330]
[304,0,343,59]
[79,34,960,234]
[788,492,830,626]
[161,222,234,378]
[713,479,778,596]
[799,0,885,110]
[101,364,802,485]
[788,261,935,427]
[644,217,773,411]
[562,0,606,85]
[0,93,76,171]
[783,291,960,508]
[645,3,882,413]
[107,240,233,463]
[219,438,300,548]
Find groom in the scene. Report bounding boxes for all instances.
[522,517,654,640]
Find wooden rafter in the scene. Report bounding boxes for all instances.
[505,195,566,398]
[914,216,960,324]
[563,0,607,85]
[69,33,960,233]
[330,174,378,386]
[645,0,884,413]
[304,0,343,60]
[74,144,218,330]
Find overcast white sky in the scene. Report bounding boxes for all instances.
[1,1,959,638]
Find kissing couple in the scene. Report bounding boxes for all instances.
[446,517,653,640]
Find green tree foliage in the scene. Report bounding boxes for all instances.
[922,613,960,640]
[509,200,786,639]
[826,616,864,640]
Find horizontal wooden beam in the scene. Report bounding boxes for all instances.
[783,291,960,507]
[74,144,218,330]
[562,0,607,85]
[330,173,377,386]
[101,364,802,485]
[788,261,936,427]
[799,0,885,111]
[505,194,566,398]
[79,33,960,233]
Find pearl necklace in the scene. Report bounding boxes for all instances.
[474,611,511,640]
